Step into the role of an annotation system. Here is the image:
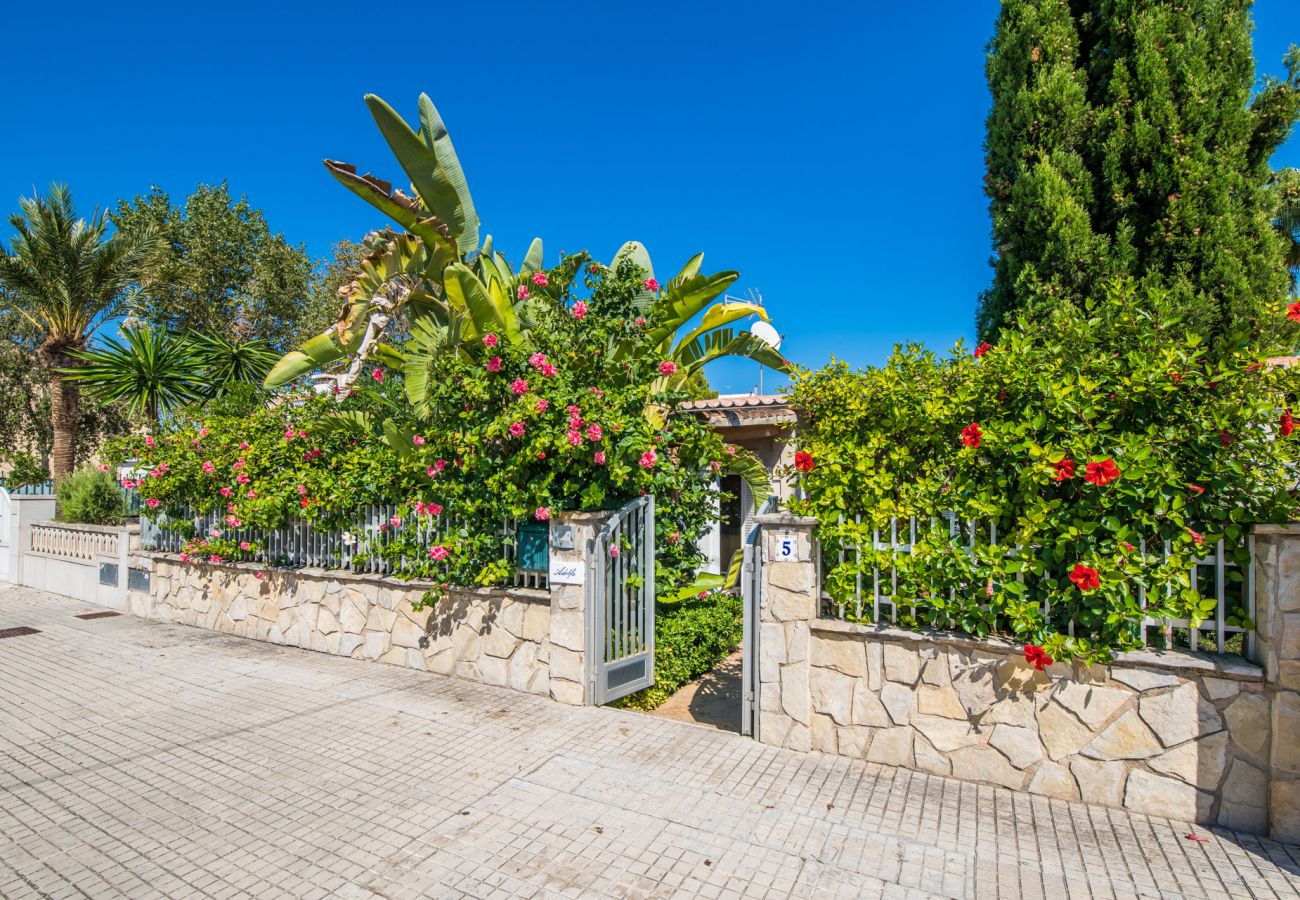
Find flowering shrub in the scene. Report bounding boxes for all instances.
[788,280,1300,661]
[109,257,738,595]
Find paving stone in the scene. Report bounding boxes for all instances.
[0,585,1296,900]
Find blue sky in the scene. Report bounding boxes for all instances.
[2,1,1297,393]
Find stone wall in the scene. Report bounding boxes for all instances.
[806,621,1269,830]
[1253,524,1300,841]
[130,555,574,702]
[754,513,1284,836]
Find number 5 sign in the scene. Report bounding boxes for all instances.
[774,532,801,562]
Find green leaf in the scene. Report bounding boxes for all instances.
[416,93,479,253]
[521,238,544,274]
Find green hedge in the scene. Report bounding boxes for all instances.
[616,591,743,710]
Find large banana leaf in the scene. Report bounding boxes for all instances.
[365,95,467,251]
[264,329,361,388]
[415,93,478,253]
[444,263,520,345]
[402,315,463,415]
[671,300,770,355]
[720,445,773,510]
[669,252,703,289]
[323,161,457,262]
[520,238,544,274]
[315,410,375,438]
[644,271,740,344]
[611,240,657,312]
[676,328,790,376]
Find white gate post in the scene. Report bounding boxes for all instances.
[754,512,819,751]
[547,510,614,705]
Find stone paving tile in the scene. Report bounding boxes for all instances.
[2,585,1300,899]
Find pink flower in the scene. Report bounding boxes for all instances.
[658,361,677,376]
[1188,528,1205,544]
[371,368,384,382]
[209,554,222,564]
[145,436,156,448]
[120,478,136,490]
[156,462,169,473]
[532,272,549,287]
[426,466,439,478]
[710,460,721,472]
[413,435,426,446]
[644,277,659,292]
[233,458,245,470]
[219,487,233,497]
[199,427,208,438]
[146,498,160,509]
[529,352,548,369]
[586,424,603,442]
[202,460,216,474]
[429,544,449,561]
[568,430,583,446]
[511,378,529,395]
[534,507,551,521]
[589,387,605,398]
[297,484,307,496]
[668,532,680,544]
[486,356,502,372]
[97,463,109,473]
[390,515,402,528]
[284,428,295,440]
[428,502,443,516]
[536,399,549,412]
[236,473,250,484]
[634,316,646,326]
[255,571,266,581]
[209,528,222,538]
[178,553,190,563]
[483,333,498,348]
[517,285,529,299]
[238,441,250,450]
[540,363,557,377]
[610,545,620,558]
[246,489,257,499]
[509,421,526,438]
[594,451,606,465]
[226,515,241,527]
[572,301,588,319]
[640,449,658,469]
[239,541,251,551]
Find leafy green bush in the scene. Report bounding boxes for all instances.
[617,590,743,710]
[788,280,1300,662]
[106,256,747,594]
[3,452,49,489]
[56,465,125,525]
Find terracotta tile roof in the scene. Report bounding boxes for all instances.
[678,394,792,412]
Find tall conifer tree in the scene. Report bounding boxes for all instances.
[978,0,1300,350]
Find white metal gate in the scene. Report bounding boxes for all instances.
[740,516,763,737]
[587,496,656,704]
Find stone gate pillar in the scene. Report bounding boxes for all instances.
[754,512,819,752]
[1253,524,1300,841]
[547,511,613,706]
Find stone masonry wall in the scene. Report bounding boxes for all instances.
[129,555,573,703]
[806,621,1270,830]
[1252,524,1300,841]
[755,513,1277,834]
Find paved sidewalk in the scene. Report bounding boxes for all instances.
[2,587,1299,899]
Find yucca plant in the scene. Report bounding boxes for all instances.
[63,326,203,424]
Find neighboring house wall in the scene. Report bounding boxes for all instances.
[753,514,1298,839]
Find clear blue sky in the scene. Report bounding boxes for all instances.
[3,1,1297,393]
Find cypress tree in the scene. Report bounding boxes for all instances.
[978,0,1300,350]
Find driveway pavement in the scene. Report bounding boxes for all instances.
[2,586,1299,899]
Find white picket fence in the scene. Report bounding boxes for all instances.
[820,513,1254,657]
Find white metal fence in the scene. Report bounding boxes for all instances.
[820,513,1254,658]
[142,505,547,587]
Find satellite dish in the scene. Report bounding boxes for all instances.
[750,320,782,350]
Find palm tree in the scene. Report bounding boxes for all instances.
[0,186,154,480]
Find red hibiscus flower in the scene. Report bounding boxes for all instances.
[1187,528,1205,545]
[1068,563,1100,592]
[1188,483,1204,495]
[1024,644,1054,671]
[974,342,991,359]
[1220,429,1234,447]
[1289,301,1300,322]
[1282,409,1294,438]
[1052,458,1075,481]
[795,451,815,473]
[961,423,982,448]
[1083,459,1121,486]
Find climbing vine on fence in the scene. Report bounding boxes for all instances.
[787,280,1300,662]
